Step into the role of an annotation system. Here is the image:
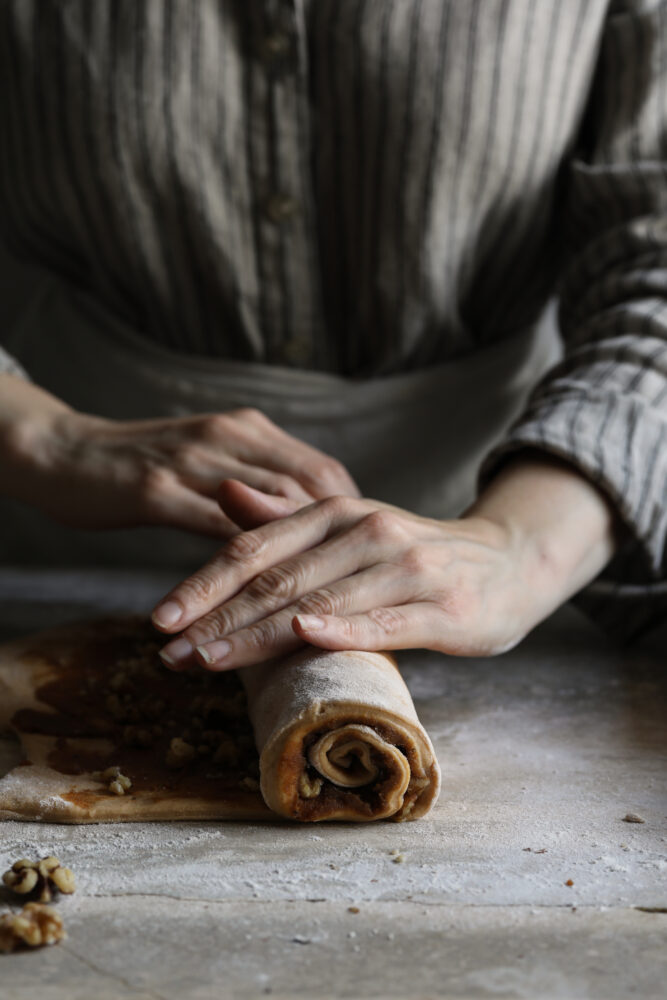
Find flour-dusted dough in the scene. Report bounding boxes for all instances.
[0,617,440,823]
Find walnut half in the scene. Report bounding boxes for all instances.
[165,737,197,769]
[2,857,75,903]
[0,903,66,952]
[298,773,323,799]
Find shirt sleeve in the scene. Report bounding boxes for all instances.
[0,345,29,378]
[479,0,667,642]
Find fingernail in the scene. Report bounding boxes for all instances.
[294,614,325,631]
[159,637,193,668]
[152,600,183,629]
[196,641,232,666]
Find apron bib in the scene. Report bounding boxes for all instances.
[0,277,560,570]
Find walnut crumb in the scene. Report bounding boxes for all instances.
[2,857,75,903]
[348,906,360,914]
[622,813,645,824]
[298,773,323,799]
[392,854,406,864]
[213,739,239,766]
[0,903,66,952]
[166,737,197,769]
[92,766,132,795]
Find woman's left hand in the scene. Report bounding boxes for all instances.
[151,480,550,670]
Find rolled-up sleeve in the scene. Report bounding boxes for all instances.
[480,0,667,641]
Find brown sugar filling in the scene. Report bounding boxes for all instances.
[11,620,260,804]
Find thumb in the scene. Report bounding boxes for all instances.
[217,478,303,529]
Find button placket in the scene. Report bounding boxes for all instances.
[250,1,319,368]
[263,192,296,225]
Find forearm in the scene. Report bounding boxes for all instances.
[465,452,621,621]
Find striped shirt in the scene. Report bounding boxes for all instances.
[1,0,666,638]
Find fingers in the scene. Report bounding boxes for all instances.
[176,565,409,670]
[217,480,303,530]
[292,602,442,651]
[146,478,238,538]
[230,414,360,499]
[151,495,362,633]
[179,458,313,504]
[164,409,358,501]
[183,512,387,643]
[227,465,313,502]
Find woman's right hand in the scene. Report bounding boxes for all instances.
[0,373,359,537]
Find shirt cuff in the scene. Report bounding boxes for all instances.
[0,346,30,380]
[478,392,667,642]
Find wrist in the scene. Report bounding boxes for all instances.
[0,375,96,501]
[465,452,619,608]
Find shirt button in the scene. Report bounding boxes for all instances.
[261,32,291,60]
[263,193,296,225]
[281,336,310,366]
[259,32,294,73]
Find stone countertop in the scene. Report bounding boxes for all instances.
[0,567,665,999]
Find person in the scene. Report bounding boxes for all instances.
[0,1,665,673]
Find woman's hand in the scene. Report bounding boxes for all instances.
[0,374,358,537]
[152,456,618,668]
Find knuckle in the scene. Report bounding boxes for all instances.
[296,588,341,617]
[224,530,267,565]
[440,581,475,622]
[234,406,267,425]
[308,457,347,487]
[138,464,171,503]
[171,442,197,469]
[245,619,280,651]
[319,494,351,519]
[362,509,405,542]
[178,573,217,606]
[367,606,404,634]
[199,413,231,440]
[247,566,300,604]
[270,474,297,497]
[186,611,232,646]
[400,545,428,575]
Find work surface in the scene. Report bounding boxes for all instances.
[0,568,665,1000]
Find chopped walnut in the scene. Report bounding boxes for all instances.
[201,691,246,720]
[108,671,129,692]
[299,773,323,799]
[201,728,227,746]
[142,698,166,721]
[2,857,75,903]
[92,766,132,795]
[166,737,197,769]
[105,693,125,719]
[92,765,121,781]
[122,724,153,748]
[213,739,239,766]
[0,903,66,952]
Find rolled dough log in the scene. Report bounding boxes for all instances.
[243,649,440,821]
[0,617,440,823]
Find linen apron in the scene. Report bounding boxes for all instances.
[0,276,560,571]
